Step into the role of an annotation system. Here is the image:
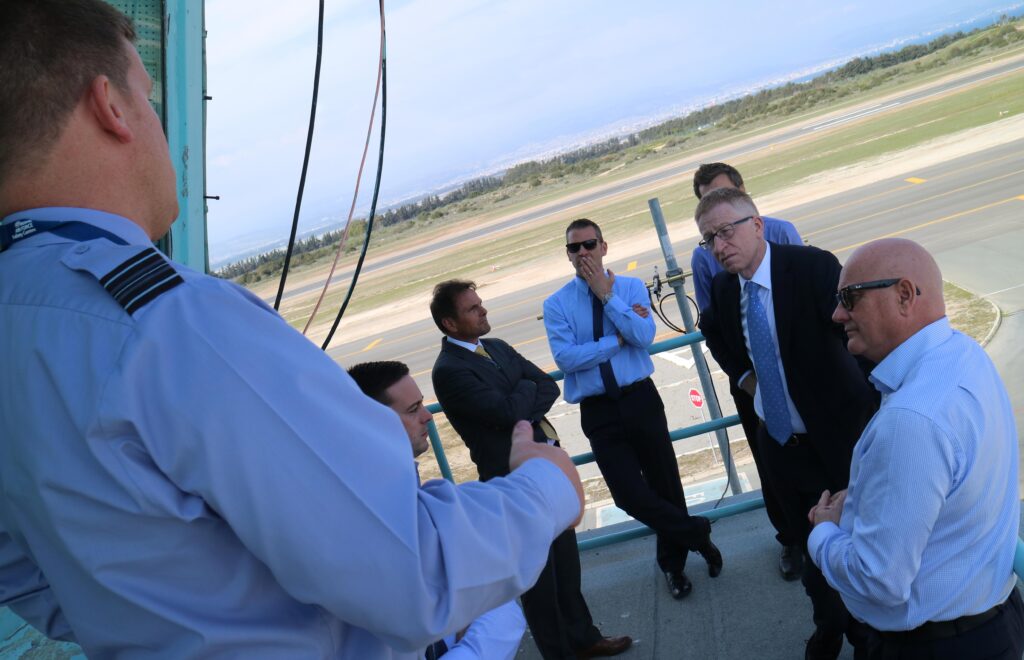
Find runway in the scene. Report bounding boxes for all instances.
[281,56,1024,302]
[325,136,1024,478]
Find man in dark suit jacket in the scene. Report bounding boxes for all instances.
[430,280,632,660]
[695,187,877,660]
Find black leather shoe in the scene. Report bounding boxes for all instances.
[804,628,843,660]
[696,537,723,578]
[780,544,803,581]
[576,635,633,658]
[663,570,692,599]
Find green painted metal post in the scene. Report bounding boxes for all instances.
[648,198,742,495]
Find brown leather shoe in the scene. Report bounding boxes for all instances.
[577,635,633,658]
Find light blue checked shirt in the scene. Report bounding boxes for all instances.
[0,208,580,658]
[543,273,656,403]
[808,318,1019,631]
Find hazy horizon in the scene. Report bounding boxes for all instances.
[205,1,1024,266]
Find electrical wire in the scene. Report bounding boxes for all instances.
[320,0,387,351]
[301,4,386,336]
[273,0,326,311]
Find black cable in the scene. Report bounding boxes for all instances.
[656,293,687,334]
[321,7,386,351]
[273,0,326,311]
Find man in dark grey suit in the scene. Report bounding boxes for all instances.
[430,280,631,660]
[696,188,877,660]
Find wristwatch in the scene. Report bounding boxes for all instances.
[601,291,614,305]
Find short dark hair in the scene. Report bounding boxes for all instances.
[692,163,744,200]
[565,218,603,242]
[430,280,476,334]
[0,0,137,186]
[348,361,410,405]
[694,186,759,223]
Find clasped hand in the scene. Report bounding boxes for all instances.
[808,489,847,527]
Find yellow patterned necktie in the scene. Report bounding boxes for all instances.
[538,418,560,441]
[474,344,492,359]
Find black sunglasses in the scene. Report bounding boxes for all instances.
[836,278,920,311]
[566,238,600,253]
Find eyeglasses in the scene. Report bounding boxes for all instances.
[698,216,753,249]
[566,238,600,253]
[835,278,920,311]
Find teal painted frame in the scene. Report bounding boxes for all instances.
[164,0,209,272]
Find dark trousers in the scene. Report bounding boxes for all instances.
[756,424,865,657]
[520,527,601,659]
[580,378,709,573]
[856,589,1024,660]
[731,381,796,547]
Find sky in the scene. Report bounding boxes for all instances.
[204,0,1023,264]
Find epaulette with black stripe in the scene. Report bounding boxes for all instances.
[99,247,184,315]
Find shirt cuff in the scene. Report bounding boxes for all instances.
[604,291,628,313]
[597,334,620,356]
[512,458,581,531]
[807,521,841,568]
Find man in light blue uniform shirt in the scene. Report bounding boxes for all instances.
[689,162,805,581]
[809,238,1023,659]
[0,1,584,657]
[543,218,722,602]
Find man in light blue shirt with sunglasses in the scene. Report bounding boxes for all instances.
[810,238,1022,660]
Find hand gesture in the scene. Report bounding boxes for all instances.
[509,420,585,527]
[579,256,614,300]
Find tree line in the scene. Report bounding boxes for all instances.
[217,16,1021,283]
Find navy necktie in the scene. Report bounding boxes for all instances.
[591,292,621,399]
[744,280,793,444]
[425,638,448,659]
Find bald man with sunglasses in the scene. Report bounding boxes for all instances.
[809,238,1023,660]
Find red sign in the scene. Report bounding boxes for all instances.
[689,388,704,408]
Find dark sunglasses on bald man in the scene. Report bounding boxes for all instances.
[566,239,600,253]
[836,278,921,311]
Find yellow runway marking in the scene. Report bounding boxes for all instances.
[627,261,638,271]
[802,167,1024,240]
[904,177,927,184]
[833,196,1021,255]
[362,338,383,352]
[791,150,1021,226]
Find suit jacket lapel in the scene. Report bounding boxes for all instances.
[724,274,744,356]
[443,337,509,387]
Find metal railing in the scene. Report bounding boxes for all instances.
[424,330,755,551]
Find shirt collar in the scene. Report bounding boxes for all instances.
[739,241,772,293]
[445,336,481,353]
[869,317,953,395]
[1,207,154,248]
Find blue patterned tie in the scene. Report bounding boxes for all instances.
[744,280,793,444]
